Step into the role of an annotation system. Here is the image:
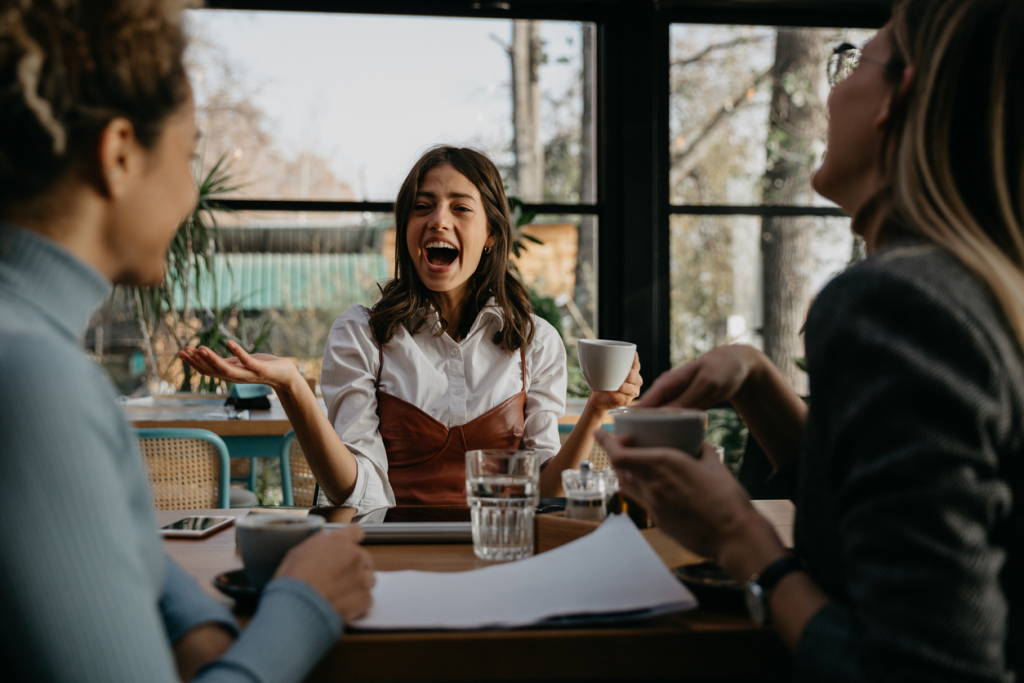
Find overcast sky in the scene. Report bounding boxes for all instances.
[186,10,582,201]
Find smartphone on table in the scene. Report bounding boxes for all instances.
[160,516,235,538]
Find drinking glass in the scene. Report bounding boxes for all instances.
[562,462,619,521]
[465,449,539,561]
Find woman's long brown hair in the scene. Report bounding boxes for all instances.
[878,0,1024,352]
[369,146,535,353]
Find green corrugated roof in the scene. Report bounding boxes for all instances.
[174,252,388,311]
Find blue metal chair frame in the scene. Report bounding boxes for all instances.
[135,428,231,509]
[279,430,298,506]
[557,423,616,437]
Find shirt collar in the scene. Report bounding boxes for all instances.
[0,223,112,341]
[473,297,505,332]
[417,296,506,336]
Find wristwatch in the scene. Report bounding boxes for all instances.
[744,554,806,626]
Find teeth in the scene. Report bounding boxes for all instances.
[425,241,458,250]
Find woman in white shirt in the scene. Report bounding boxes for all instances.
[182,146,641,521]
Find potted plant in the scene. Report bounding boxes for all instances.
[124,155,271,393]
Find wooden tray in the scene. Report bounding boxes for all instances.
[535,512,704,569]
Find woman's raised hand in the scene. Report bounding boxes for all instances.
[637,345,764,410]
[587,352,643,412]
[178,341,303,394]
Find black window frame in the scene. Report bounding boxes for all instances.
[204,0,891,381]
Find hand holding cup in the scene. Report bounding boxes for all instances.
[275,524,375,623]
[595,433,763,563]
[236,514,375,622]
[587,352,642,412]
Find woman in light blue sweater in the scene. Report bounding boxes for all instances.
[0,2,374,682]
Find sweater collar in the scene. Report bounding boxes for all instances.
[0,223,112,341]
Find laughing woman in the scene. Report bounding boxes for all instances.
[183,146,641,521]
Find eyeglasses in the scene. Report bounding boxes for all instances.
[828,42,891,87]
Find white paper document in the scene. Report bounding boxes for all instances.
[351,514,697,630]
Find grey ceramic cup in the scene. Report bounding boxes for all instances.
[613,407,707,455]
[578,339,636,391]
[235,513,325,590]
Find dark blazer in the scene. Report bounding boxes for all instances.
[793,242,1024,682]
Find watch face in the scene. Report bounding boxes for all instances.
[745,582,766,625]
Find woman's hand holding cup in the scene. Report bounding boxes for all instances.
[587,352,643,412]
[275,524,376,623]
[595,433,781,581]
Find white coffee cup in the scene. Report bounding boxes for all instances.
[613,407,707,455]
[577,339,636,391]
[235,513,325,590]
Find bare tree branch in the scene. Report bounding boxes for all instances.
[672,35,770,70]
[671,66,772,188]
[489,32,510,55]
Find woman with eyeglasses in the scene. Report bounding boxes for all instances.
[598,0,1024,679]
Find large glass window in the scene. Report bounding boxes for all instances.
[668,24,873,395]
[669,214,856,365]
[89,11,598,398]
[186,11,592,204]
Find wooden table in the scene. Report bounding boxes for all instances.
[126,396,601,433]
[161,500,794,682]
[125,395,324,492]
[126,395,607,493]
[124,394,302,436]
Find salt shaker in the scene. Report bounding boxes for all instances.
[562,461,619,521]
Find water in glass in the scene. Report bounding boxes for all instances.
[466,450,539,561]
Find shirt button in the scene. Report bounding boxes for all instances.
[453,389,464,396]
[450,348,459,356]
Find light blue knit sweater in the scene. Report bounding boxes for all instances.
[0,224,342,683]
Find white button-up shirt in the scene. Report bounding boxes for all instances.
[320,300,567,520]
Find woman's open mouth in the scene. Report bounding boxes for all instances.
[423,240,459,272]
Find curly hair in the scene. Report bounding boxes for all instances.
[369,146,536,353]
[0,0,194,206]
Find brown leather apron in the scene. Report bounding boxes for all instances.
[375,345,527,507]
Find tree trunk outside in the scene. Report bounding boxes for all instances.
[760,29,826,395]
[512,20,544,202]
[574,22,597,328]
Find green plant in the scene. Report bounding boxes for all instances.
[564,339,590,398]
[124,155,272,392]
[529,289,563,337]
[254,459,284,506]
[508,197,543,272]
[508,195,593,398]
[705,406,749,476]
[188,306,274,393]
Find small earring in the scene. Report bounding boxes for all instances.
[483,246,492,254]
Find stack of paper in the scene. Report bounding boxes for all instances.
[352,514,697,630]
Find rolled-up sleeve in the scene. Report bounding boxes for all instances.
[521,317,567,465]
[795,271,1014,683]
[320,306,394,518]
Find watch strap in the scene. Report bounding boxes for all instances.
[753,554,806,594]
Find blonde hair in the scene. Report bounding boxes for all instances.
[883,0,1024,350]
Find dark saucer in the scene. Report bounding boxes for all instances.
[675,561,748,615]
[213,569,260,613]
